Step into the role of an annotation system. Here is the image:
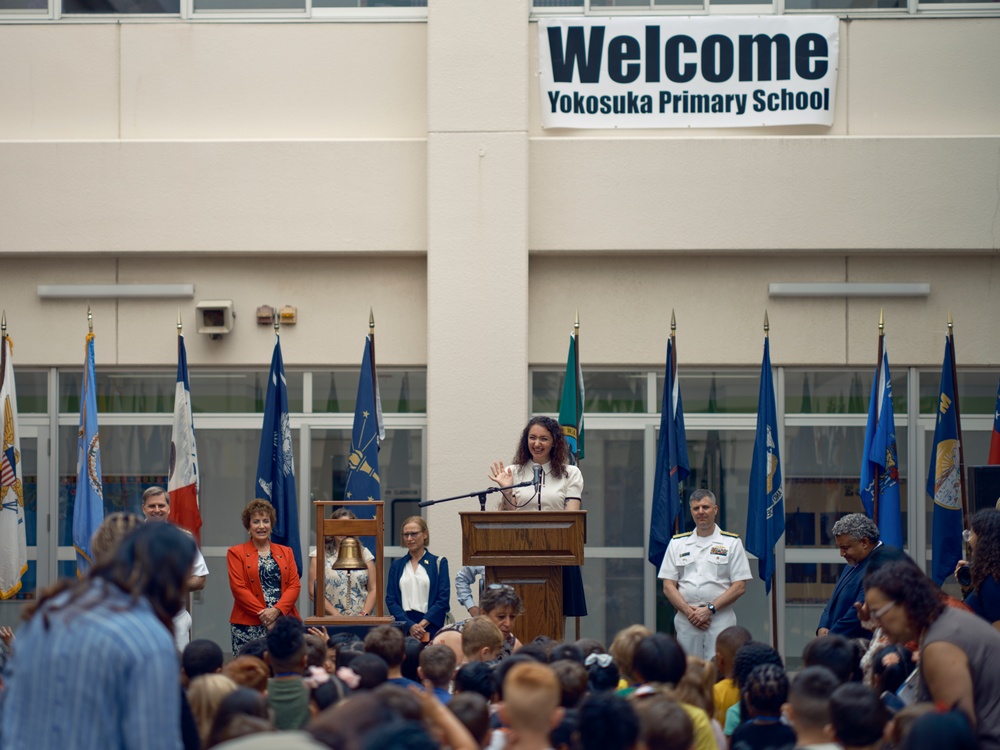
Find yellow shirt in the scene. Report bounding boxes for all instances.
[713,677,740,725]
[681,703,718,750]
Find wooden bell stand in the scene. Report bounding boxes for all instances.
[304,501,394,629]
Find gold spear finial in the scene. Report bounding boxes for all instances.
[948,311,954,334]
[670,309,676,338]
[369,307,375,335]
[273,308,280,334]
[1,310,6,336]
[177,309,183,334]
[87,306,93,334]
[764,310,769,338]
[574,309,580,333]
[879,308,884,335]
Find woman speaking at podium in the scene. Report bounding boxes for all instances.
[488,416,587,617]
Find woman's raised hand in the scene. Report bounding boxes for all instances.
[488,461,513,488]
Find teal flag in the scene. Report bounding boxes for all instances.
[558,331,585,463]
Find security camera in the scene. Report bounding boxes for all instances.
[195,300,235,339]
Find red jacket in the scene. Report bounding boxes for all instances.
[227,540,301,625]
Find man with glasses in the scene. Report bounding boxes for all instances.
[816,513,904,640]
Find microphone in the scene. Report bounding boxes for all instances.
[533,463,543,497]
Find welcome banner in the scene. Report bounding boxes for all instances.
[539,16,839,129]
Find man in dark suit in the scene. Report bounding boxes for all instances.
[816,513,903,639]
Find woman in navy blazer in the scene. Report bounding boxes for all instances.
[386,516,450,641]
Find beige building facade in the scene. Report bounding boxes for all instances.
[1,0,999,658]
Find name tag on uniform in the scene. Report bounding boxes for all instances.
[679,551,691,559]
[709,545,728,556]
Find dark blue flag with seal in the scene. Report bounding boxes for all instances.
[255,335,301,575]
[648,337,689,570]
[929,335,963,585]
[746,336,784,595]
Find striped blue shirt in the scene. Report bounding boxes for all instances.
[0,578,182,750]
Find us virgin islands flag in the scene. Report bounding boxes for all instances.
[1,332,27,599]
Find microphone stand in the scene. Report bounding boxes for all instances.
[418,478,535,512]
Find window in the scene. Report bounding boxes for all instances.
[0,366,426,652]
[532,0,998,15]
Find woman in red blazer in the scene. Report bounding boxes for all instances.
[227,498,301,654]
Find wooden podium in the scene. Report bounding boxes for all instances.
[460,511,586,643]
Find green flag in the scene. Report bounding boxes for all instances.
[558,331,584,463]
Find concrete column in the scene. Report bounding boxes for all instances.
[425,0,530,600]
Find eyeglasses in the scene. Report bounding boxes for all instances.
[871,600,896,622]
[401,531,422,538]
[963,529,972,543]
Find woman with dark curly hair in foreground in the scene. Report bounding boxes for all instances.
[864,560,1000,749]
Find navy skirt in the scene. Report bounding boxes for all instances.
[563,565,588,617]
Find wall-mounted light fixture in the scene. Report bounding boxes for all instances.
[37,284,195,299]
[768,283,930,298]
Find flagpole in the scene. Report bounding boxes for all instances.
[873,310,884,527]
[670,310,679,536]
[949,314,970,540]
[575,310,582,462]
[368,308,378,398]
[763,311,779,650]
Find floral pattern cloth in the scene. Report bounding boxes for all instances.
[230,552,282,654]
[310,541,373,616]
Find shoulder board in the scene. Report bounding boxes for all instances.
[720,531,739,538]
[672,531,693,539]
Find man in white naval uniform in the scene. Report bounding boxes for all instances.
[658,489,753,661]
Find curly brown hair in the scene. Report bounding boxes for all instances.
[864,560,945,631]
[512,416,570,479]
[970,509,1000,594]
[241,499,276,531]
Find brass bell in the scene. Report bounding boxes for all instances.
[331,536,368,571]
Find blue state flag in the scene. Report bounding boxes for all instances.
[929,335,963,585]
[861,346,902,547]
[648,338,689,570]
[255,336,301,574]
[346,336,384,546]
[746,337,784,595]
[558,331,585,463]
[73,332,104,575]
